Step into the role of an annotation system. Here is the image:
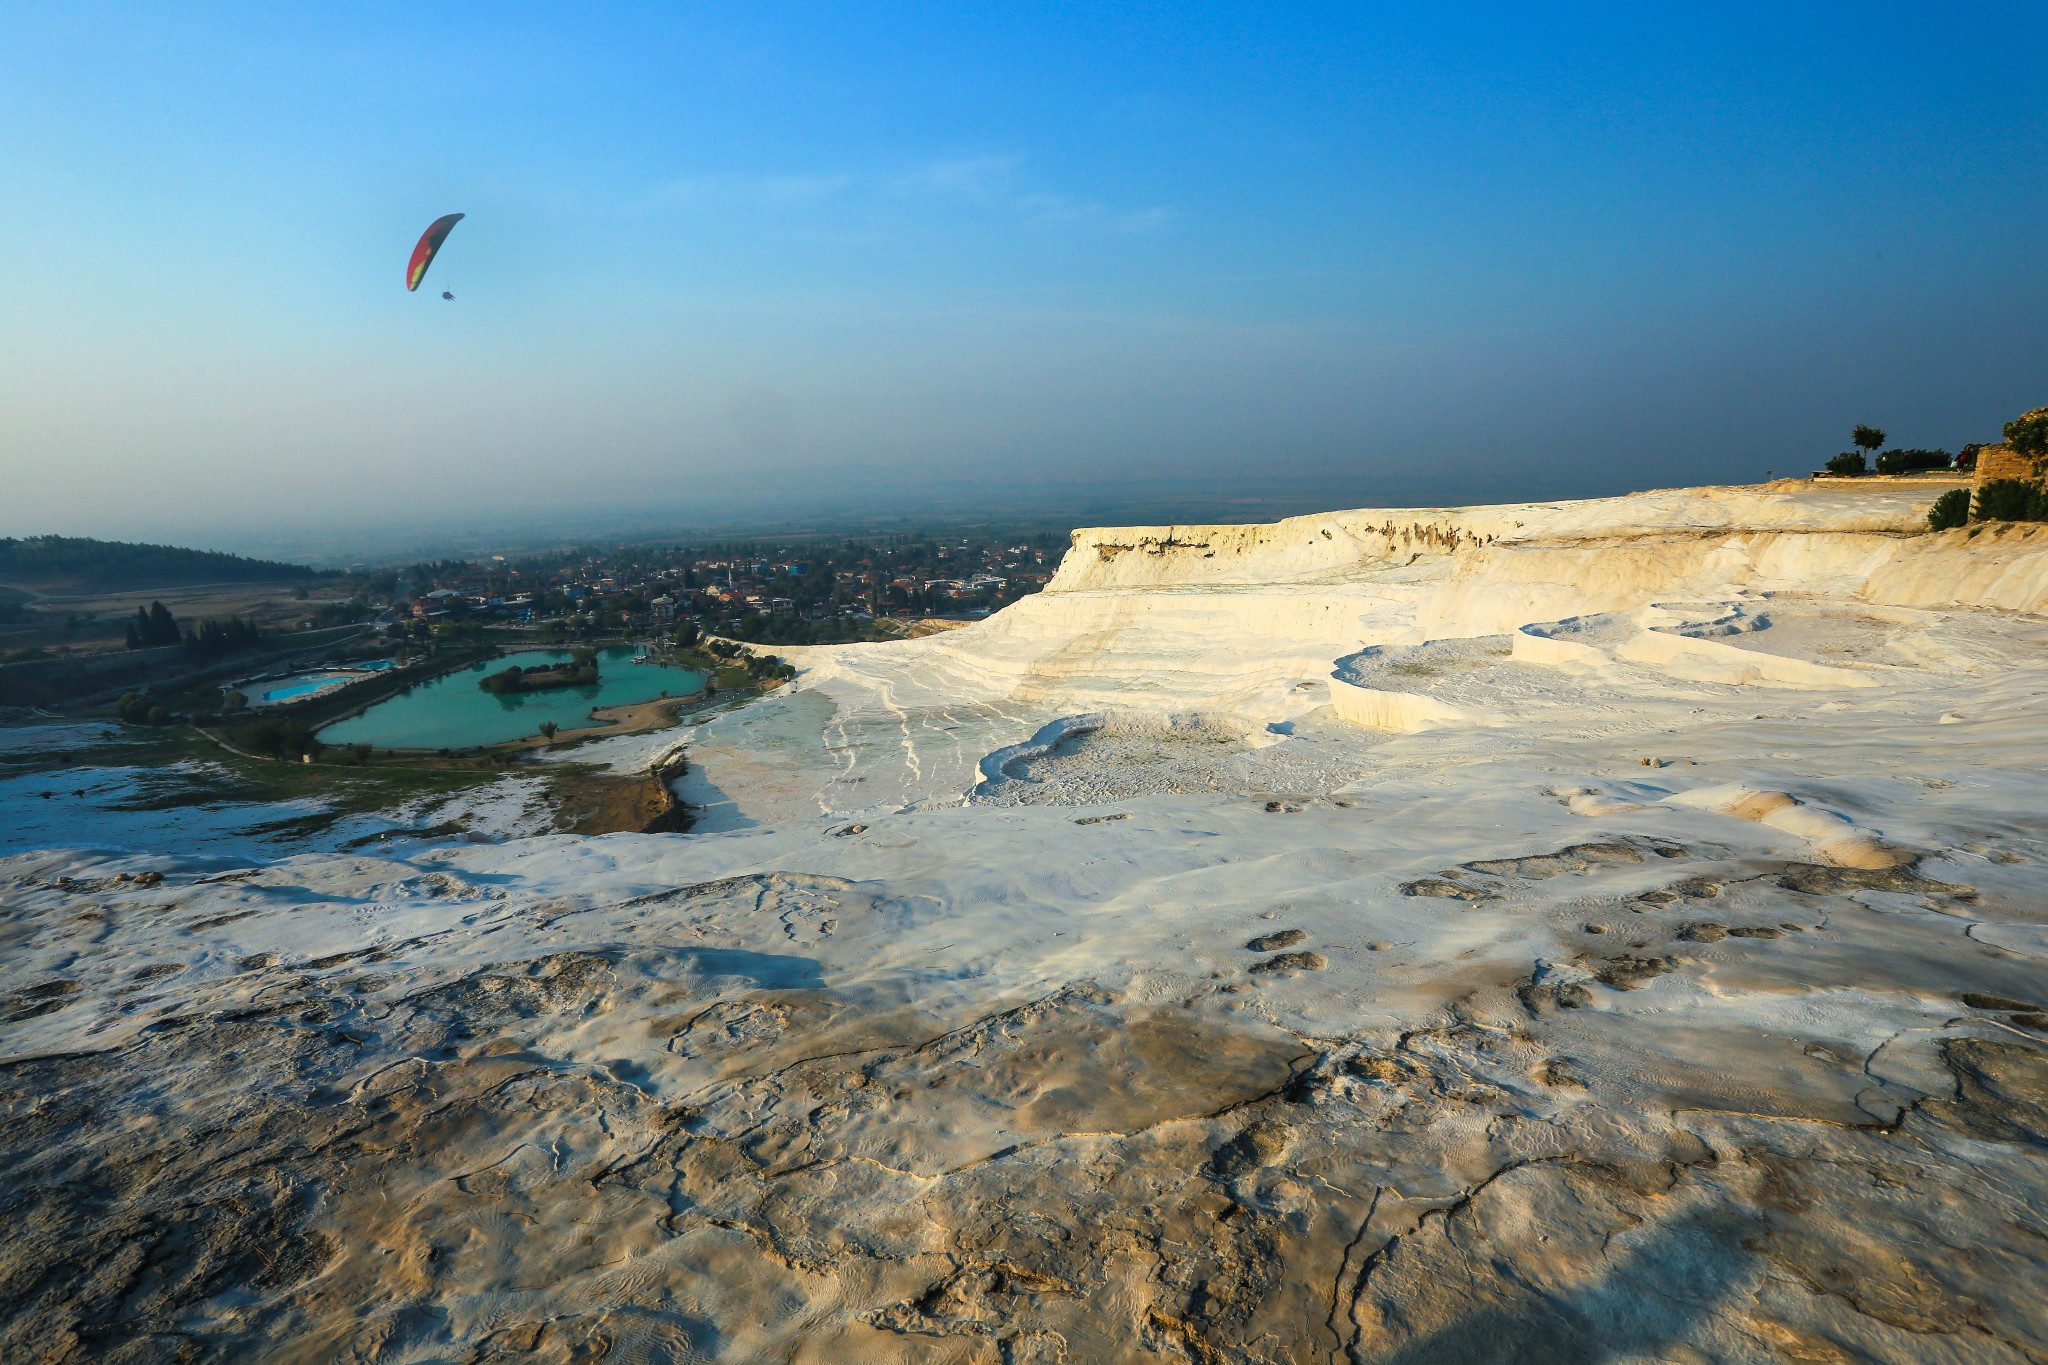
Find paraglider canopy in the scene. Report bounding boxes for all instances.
[406,213,464,292]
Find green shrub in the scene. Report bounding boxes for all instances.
[1825,451,1866,475]
[117,691,175,726]
[1874,448,1952,475]
[1927,488,1969,531]
[1974,479,2041,522]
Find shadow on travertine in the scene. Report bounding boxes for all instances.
[1360,1207,1750,1365]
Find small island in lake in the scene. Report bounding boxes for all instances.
[478,648,599,695]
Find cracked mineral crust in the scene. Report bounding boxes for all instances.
[6,482,2048,1362]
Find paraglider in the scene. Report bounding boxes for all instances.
[406,212,464,292]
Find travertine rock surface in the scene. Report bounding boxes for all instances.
[5,480,2047,1362]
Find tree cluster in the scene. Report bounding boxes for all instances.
[1873,448,1953,475]
[116,691,174,726]
[703,638,796,681]
[184,616,262,663]
[306,598,369,628]
[125,602,181,650]
[1825,451,1866,476]
[235,717,323,760]
[479,649,599,695]
[1827,434,1954,478]
[718,611,889,647]
[0,536,316,588]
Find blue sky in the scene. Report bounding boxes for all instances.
[4,2,2045,546]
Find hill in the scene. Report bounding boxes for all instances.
[0,535,318,589]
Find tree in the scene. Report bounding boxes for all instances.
[538,721,559,744]
[1852,425,1886,459]
[127,602,181,649]
[147,601,179,646]
[2004,410,2048,462]
[1825,451,1866,476]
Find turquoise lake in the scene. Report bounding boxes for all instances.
[319,647,706,749]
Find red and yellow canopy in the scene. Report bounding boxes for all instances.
[406,213,464,291]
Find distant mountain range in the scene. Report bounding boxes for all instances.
[0,536,319,589]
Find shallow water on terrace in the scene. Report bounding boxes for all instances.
[320,647,705,749]
[0,757,444,859]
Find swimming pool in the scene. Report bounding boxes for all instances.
[258,676,347,703]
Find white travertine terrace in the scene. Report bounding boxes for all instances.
[774,480,2046,814]
[7,479,2048,1363]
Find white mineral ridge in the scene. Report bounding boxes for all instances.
[778,478,2046,813]
[7,478,2048,1363]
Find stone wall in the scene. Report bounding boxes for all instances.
[1973,442,2044,489]
[1974,407,2048,492]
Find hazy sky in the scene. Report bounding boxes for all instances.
[4,2,2045,550]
